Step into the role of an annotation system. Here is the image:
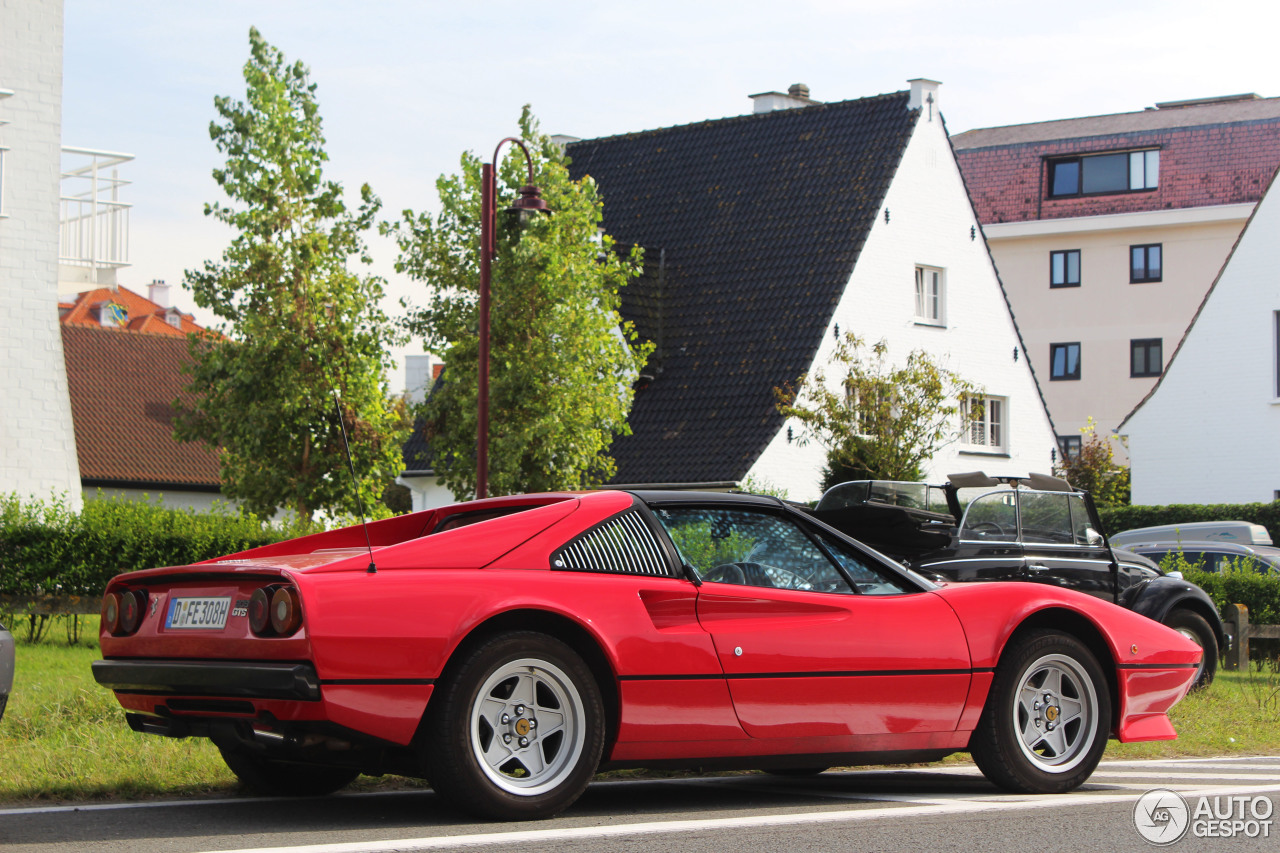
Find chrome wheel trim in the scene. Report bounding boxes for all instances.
[469,657,587,796]
[1011,652,1100,774]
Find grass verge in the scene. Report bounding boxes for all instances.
[1,641,1276,803]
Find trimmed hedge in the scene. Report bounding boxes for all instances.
[1155,550,1280,626]
[1184,569,1280,626]
[0,493,309,597]
[1098,502,1280,545]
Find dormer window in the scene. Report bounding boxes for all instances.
[165,308,182,329]
[98,301,128,328]
[1047,149,1159,198]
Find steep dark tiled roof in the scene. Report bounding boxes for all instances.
[567,92,918,483]
[61,324,221,488]
[402,415,433,473]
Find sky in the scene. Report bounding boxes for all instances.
[60,0,1280,391]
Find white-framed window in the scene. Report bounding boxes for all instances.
[846,384,893,438]
[914,265,945,325]
[961,395,1007,452]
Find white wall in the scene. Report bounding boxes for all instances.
[748,87,1058,501]
[0,0,82,509]
[1123,181,1280,504]
[398,473,456,512]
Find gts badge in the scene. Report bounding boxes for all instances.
[231,600,250,618]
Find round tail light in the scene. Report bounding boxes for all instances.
[249,587,273,636]
[270,586,302,636]
[118,589,146,635]
[102,592,121,634]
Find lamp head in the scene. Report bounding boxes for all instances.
[508,184,551,216]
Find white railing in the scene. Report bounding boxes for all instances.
[59,146,134,278]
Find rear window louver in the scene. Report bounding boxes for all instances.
[551,510,675,577]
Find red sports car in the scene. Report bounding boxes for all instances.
[93,490,1200,820]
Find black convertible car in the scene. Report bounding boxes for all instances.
[809,472,1226,688]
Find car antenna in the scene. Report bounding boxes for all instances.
[332,389,377,574]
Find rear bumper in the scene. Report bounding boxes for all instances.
[92,659,321,701]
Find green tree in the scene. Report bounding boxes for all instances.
[777,335,984,490]
[387,108,652,498]
[175,28,409,522]
[1054,418,1131,508]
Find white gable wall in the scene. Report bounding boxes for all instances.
[1123,178,1280,504]
[747,91,1058,501]
[0,0,83,508]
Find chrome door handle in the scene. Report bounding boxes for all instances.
[1027,563,1050,573]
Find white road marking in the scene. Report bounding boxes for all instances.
[1089,771,1280,780]
[193,784,1280,853]
[1098,755,1280,765]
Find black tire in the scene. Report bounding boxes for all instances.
[971,630,1111,794]
[426,631,605,820]
[220,749,359,796]
[1164,609,1218,690]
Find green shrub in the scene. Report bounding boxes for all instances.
[1158,551,1280,625]
[1099,501,1280,545]
[0,493,311,597]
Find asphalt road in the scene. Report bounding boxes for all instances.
[2,756,1278,853]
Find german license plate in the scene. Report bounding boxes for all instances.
[166,596,232,630]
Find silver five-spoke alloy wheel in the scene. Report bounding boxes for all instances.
[469,657,587,796]
[1011,652,1099,773]
[971,630,1111,794]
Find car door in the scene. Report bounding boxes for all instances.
[1018,491,1116,601]
[923,488,1025,582]
[648,503,971,740]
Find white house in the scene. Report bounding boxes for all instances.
[0,0,83,508]
[401,80,1059,510]
[563,79,1058,503]
[1120,168,1280,504]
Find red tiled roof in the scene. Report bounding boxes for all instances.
[952,99,1280,225]
[60,285,209,337]
[61,324,221,488]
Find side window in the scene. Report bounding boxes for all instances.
[960,492,1018,541]
[651,507,853,593]
[813,531,911,595]
[1066,494,1098,546]
[1020,492,1073,544]
[551,509,676,577]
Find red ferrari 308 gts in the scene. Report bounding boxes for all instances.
[94,490,1200,820]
